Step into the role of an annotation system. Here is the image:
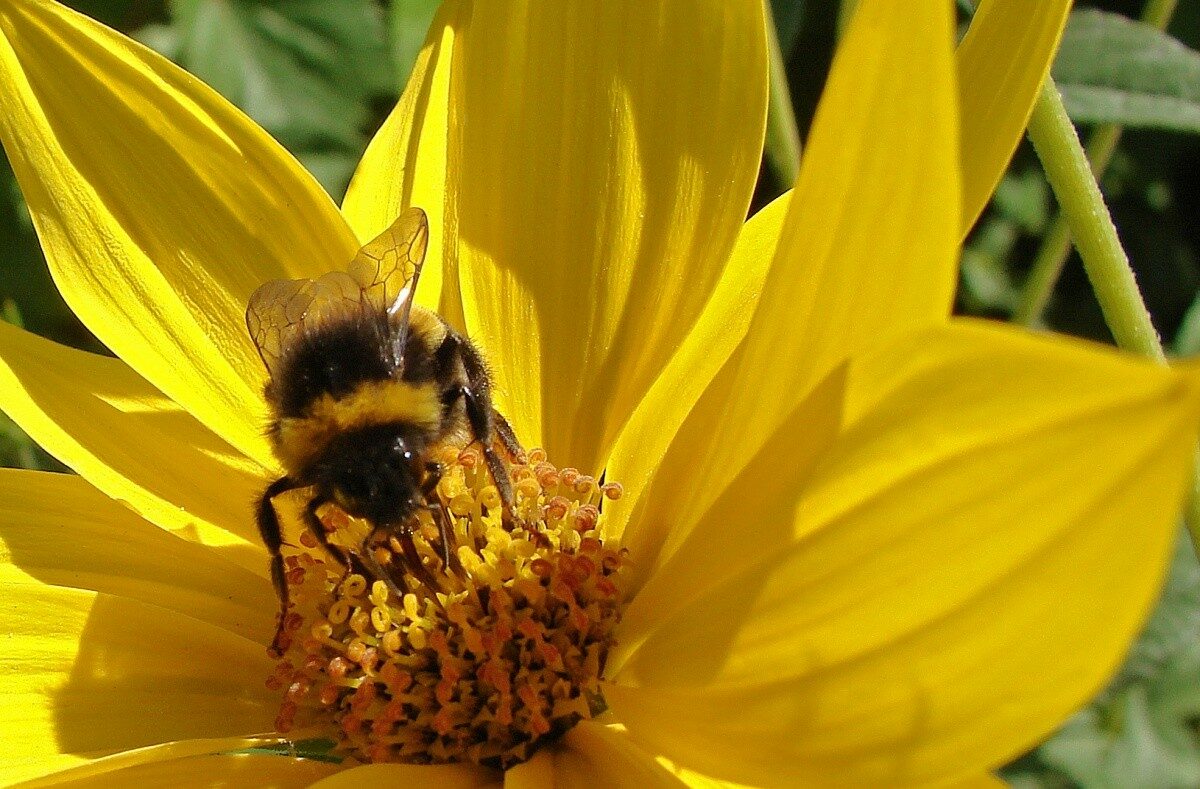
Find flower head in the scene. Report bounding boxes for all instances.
[273,446,627,768]
[0,0,1196,786]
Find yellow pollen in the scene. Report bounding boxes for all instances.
[267,443,627,768]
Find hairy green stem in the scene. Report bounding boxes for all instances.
[1143,0,1181,29]
[763,3,802,189]
[1026,78,1164,359]
[1026,78,1200,554]
[1013,0,1179,325]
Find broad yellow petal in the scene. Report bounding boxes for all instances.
[342,5,454,320]
[504,750,555,789]
[554,721,687,789]
[0,0,359,464]
[957,0,1072,234]
[611,0,956,583]
[609,321,1200,786]
[610,362,843,616]
[312,763,498,788]
[446,1,767,472]
[502,723,685,789]
[0,468,272,640]
[0,321,268,563]
[604,193,789,543]
[1,583,276,785]
[9,737,295,788]
[723,0,958,464]
[23,752,341,788]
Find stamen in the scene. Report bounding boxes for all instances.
[268,444,627,768]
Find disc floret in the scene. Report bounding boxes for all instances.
[267,445,626,768]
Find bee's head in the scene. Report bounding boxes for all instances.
[313,425,428,525]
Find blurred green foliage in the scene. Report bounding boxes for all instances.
[2,1,1200,785]
[145,0,394,196]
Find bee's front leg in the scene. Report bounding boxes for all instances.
[255,475,300,657]
[421,462,457,571]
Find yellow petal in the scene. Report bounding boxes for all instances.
[610,361,843,625]
[0,0,359,464]
[604,192,790,543]
[0,468,272,641]
[341,5,454,320]
[609,321,1200,786]
[1,583,276,785]
[957,0,1071,235]
[611,0,956,589]
[944,777,1008,789]
[24,752,342,788]
[10,737,295,788]
[504,750,555,789]
[0,321,268,564]
[447,1,767,472]
[311,763,498,789]
[553,721,687,789]
[723,0,958,463]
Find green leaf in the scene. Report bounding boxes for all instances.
[1053,9,1200,134]
[1040,686,1200,789]
[993,168,1051,235]
[959,219,1021,314]
[165,0,393,196]
[770,0,806,57]
[1174,290,1200,355]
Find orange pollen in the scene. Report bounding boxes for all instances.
[267,443,627,769]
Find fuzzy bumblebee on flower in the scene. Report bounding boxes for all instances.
[0,0,1197,786]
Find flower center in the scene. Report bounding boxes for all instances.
[266,445,627,768]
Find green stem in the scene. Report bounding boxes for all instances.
[1142,0,1180,29]
[1025,77,1200,553]
[1026,78,1165,360]
[1013,128,1122,325]
[763,3,802,189]
[1013,0,1178,325]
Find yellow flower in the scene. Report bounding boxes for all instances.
[0,0,1192,786]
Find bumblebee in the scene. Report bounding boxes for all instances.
[247,207,521,652]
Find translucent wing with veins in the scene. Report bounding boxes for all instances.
[246,208,430,380]
[347,206,429,323]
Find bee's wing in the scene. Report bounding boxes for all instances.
[346,207,430,358]
[245,271,363,380]
[245,208,428,379]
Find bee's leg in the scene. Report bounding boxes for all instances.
[302,496,373,587]
[421,461,455,570]
[255,476,300,657]
[429,502,462,573]
[390,526,443,593]
[436,332,517,522]
[357,536,408,601]
[491,408,526,463]
[478,423,516,522]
